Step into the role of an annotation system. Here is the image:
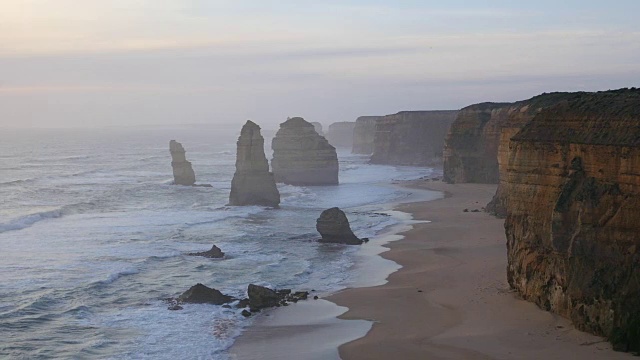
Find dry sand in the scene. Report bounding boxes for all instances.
[329,181,632,360]
[231,181,633,360]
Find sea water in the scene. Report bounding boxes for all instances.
[0,126,434,359]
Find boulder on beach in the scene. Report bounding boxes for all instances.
[228,121,281,207]
[178,283,235,305]
[188,244,225,259]
[246,284,310,311]
[169,140,196,186]
[316,207,363,245]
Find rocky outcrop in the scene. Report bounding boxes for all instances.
[229,121,280,207]
[316,207,362,245]
[170,140,196,186]
[503,88,640,352]
[247,284,309,313]
[352,116,382,154]
[188,244,224,259]
[370,111,458,166]
[177,283,235,305]
[325,122,356,148]
[271,117,339,186]
[311,122,323,135]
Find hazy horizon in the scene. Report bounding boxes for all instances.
[1,1,639,129]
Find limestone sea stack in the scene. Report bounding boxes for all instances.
[502,88,640,352]
[351,116,382,154]
[316,207,362,245]
[325,121,356,148]
[370,111,458,166]
[271,117,339,186]
[310,122,323,135]
[169,140,196,186]
[228,121,280,207]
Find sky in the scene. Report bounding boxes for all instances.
[0,0,639,128]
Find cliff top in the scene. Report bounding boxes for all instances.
[513,88,640,146]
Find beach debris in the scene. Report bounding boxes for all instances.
[177,283,236,305]
[187,244,225,259]
[316,207,363,245]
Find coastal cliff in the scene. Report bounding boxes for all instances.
[325,122,356,148]
[503,88,640,352]
[271,117,339,186]
[229,121,280,207]
[169,140,196,186]
[370,111,457,166]
[351,116,382,154]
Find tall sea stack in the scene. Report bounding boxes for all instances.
[351,116,382,154]
[169,140,196,186]
[325,122,356,148]
[228,121,280,207]
[271,117,339,186]
[503,89,640,352]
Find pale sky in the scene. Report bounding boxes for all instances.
[1,0,639,128]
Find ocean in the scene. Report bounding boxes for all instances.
[0,125,435,359]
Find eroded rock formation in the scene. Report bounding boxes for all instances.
[503,89,640,352]
[370,111,458,166]
[188,244,224,259]
[271,117,339,186]
[310,122,323,135]
[177,283,235,305]
[316,207,362,245]
[352,116,382,154]
[229,121,280,207]
[325,122,356,148]
[170,140,196,186]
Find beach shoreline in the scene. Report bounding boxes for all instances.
[230,180,633,360]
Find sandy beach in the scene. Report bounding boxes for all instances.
[231,181,633,360]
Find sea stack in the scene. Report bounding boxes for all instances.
[310,122,323,135]
[228,121,280,207]
[316,207,362,245]
[325,122,356,148]
[169,140,196,186]
[271,117,339,186]
[503,89,640,352]
[351,116,382,154]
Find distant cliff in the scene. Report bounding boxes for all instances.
[351,116,382,154]
[503,89,640,352]
[370,111,458,166]
[325,122,356,149]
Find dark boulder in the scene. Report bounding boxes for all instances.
[188,244,225,259]
[248,284,282,311]
[316,207,363,245]
[178,283,235,305]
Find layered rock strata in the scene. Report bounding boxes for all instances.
[229,121,280,207]
[325,121,356,148]
[169,140,196,186]
[503,89,640,352]
[351,116,382,154]
[316,207,362,245]
[271,117,339,186]
[370,111,458,166]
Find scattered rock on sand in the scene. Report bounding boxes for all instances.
[316,207,363,245]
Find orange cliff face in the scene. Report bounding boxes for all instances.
[503,89,640,352]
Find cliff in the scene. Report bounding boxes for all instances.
[503,88,640,352]
[325,122,356,149]
[169,140,196,186]
[229,121,280,207]
[271,117,339,186]
[370,111,458,166]
[351,116,382,154]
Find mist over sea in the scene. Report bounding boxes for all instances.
[0,126,433,359]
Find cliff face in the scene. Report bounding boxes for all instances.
[271,117,339,186]
[351,116,382,154]
[229,121,280,207]
[370,111,458,166]
[503,89,640,352]
[169,140,196,186]
[325,122,356,149]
